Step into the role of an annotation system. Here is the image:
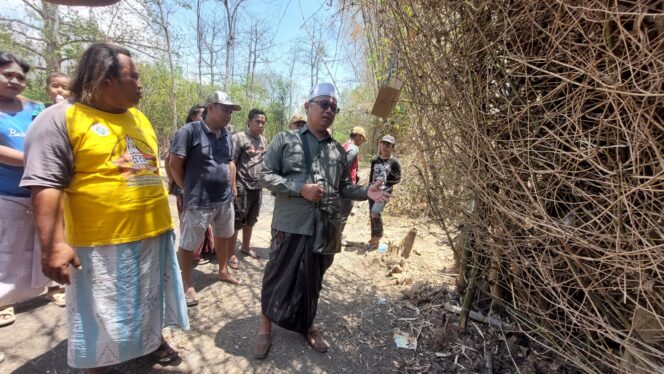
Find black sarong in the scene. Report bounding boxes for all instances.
[261,230,335,335]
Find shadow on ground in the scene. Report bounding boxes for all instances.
[0,190,452,373]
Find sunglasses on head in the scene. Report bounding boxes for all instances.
[310,100,340,114]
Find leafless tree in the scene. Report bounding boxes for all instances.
[0,1,96,72]
[296,18,327,89]
[217,0,248,90]
[136,0,180,132]
[195,0,205,94]
[243,18,273,106]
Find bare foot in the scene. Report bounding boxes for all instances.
[218,272,242,285]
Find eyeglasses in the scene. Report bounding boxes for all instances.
[310,100,340,114]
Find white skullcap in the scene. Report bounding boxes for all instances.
[308,82,337,101]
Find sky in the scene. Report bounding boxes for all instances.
[171,0,363,99]
[3,0,364,102]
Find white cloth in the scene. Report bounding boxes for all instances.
[66,231,189,369]
[0,196,51,306]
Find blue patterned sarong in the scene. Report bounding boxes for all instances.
[65,231,189,369]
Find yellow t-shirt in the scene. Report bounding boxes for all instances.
[60,103,172,246]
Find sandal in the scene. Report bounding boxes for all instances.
[193,257,210,266]
[305,329,329,353]
[185,295,199,307]
[254,333,272,359]
[0,306,15,327]
[46,288,66,307]
[227,258,240,270]
[240,248,259,259]
[151,340,179,363]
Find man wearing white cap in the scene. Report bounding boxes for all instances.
[254,83,391,358]
[367,134,401,248]
[170,91,242,307]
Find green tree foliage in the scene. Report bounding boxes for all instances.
[137,62,213,147]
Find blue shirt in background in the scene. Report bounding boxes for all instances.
[0,100,44,197]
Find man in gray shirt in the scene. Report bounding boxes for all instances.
[170,91,241,307]
[227,109,268,269]
[253,83,390,359]
[339,126,367,239]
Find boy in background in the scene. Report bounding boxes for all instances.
[368,135,401,248]
[45,72,70,106]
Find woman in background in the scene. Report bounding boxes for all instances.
[0,52,50,328]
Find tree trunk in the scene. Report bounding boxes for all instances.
[195,0,204,96]
[153,0,178,133]
[41,1,61,72]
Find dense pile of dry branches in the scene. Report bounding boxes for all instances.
[363,1,664,372]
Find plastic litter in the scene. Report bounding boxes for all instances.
[393,330,417,350]
[377,243,388,253]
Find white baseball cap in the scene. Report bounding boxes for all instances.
[206,91,241,111]
[380,135,396,144]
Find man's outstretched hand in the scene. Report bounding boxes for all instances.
[368,180,391,203]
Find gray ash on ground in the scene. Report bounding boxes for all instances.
[393,284,582,373]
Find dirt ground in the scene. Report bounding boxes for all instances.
[0,187,460,373]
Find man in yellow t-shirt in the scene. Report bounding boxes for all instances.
[20,43,189,372]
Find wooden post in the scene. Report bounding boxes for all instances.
[400,228,417,259]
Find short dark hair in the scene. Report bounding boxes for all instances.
[70,42,131,103]
[46,72,69,86]
[0,52,30,74]
[248,108,266,121]
[186,104,206,123]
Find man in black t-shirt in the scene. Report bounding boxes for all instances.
[368,135,401,248]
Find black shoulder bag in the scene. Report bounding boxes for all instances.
[300,132,343,255]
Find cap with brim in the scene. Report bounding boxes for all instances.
[351,126,366,139]
[289,114,307,124]
[206,91,241,111]
[380,135,395,144]
[308,83,337,101]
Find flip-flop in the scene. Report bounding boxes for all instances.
[185,296,199,307]
[193,257,210,266]
[0,306,15,327]
[227,258,240,270]
[240,248,259,259]
[46,288,66,307]
[151,340,179,363]
[254,333,272,359]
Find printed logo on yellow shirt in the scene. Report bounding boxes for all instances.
[91,123,110,136]
[111,135,161,187]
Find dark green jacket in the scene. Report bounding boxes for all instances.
[260,126,368,235]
